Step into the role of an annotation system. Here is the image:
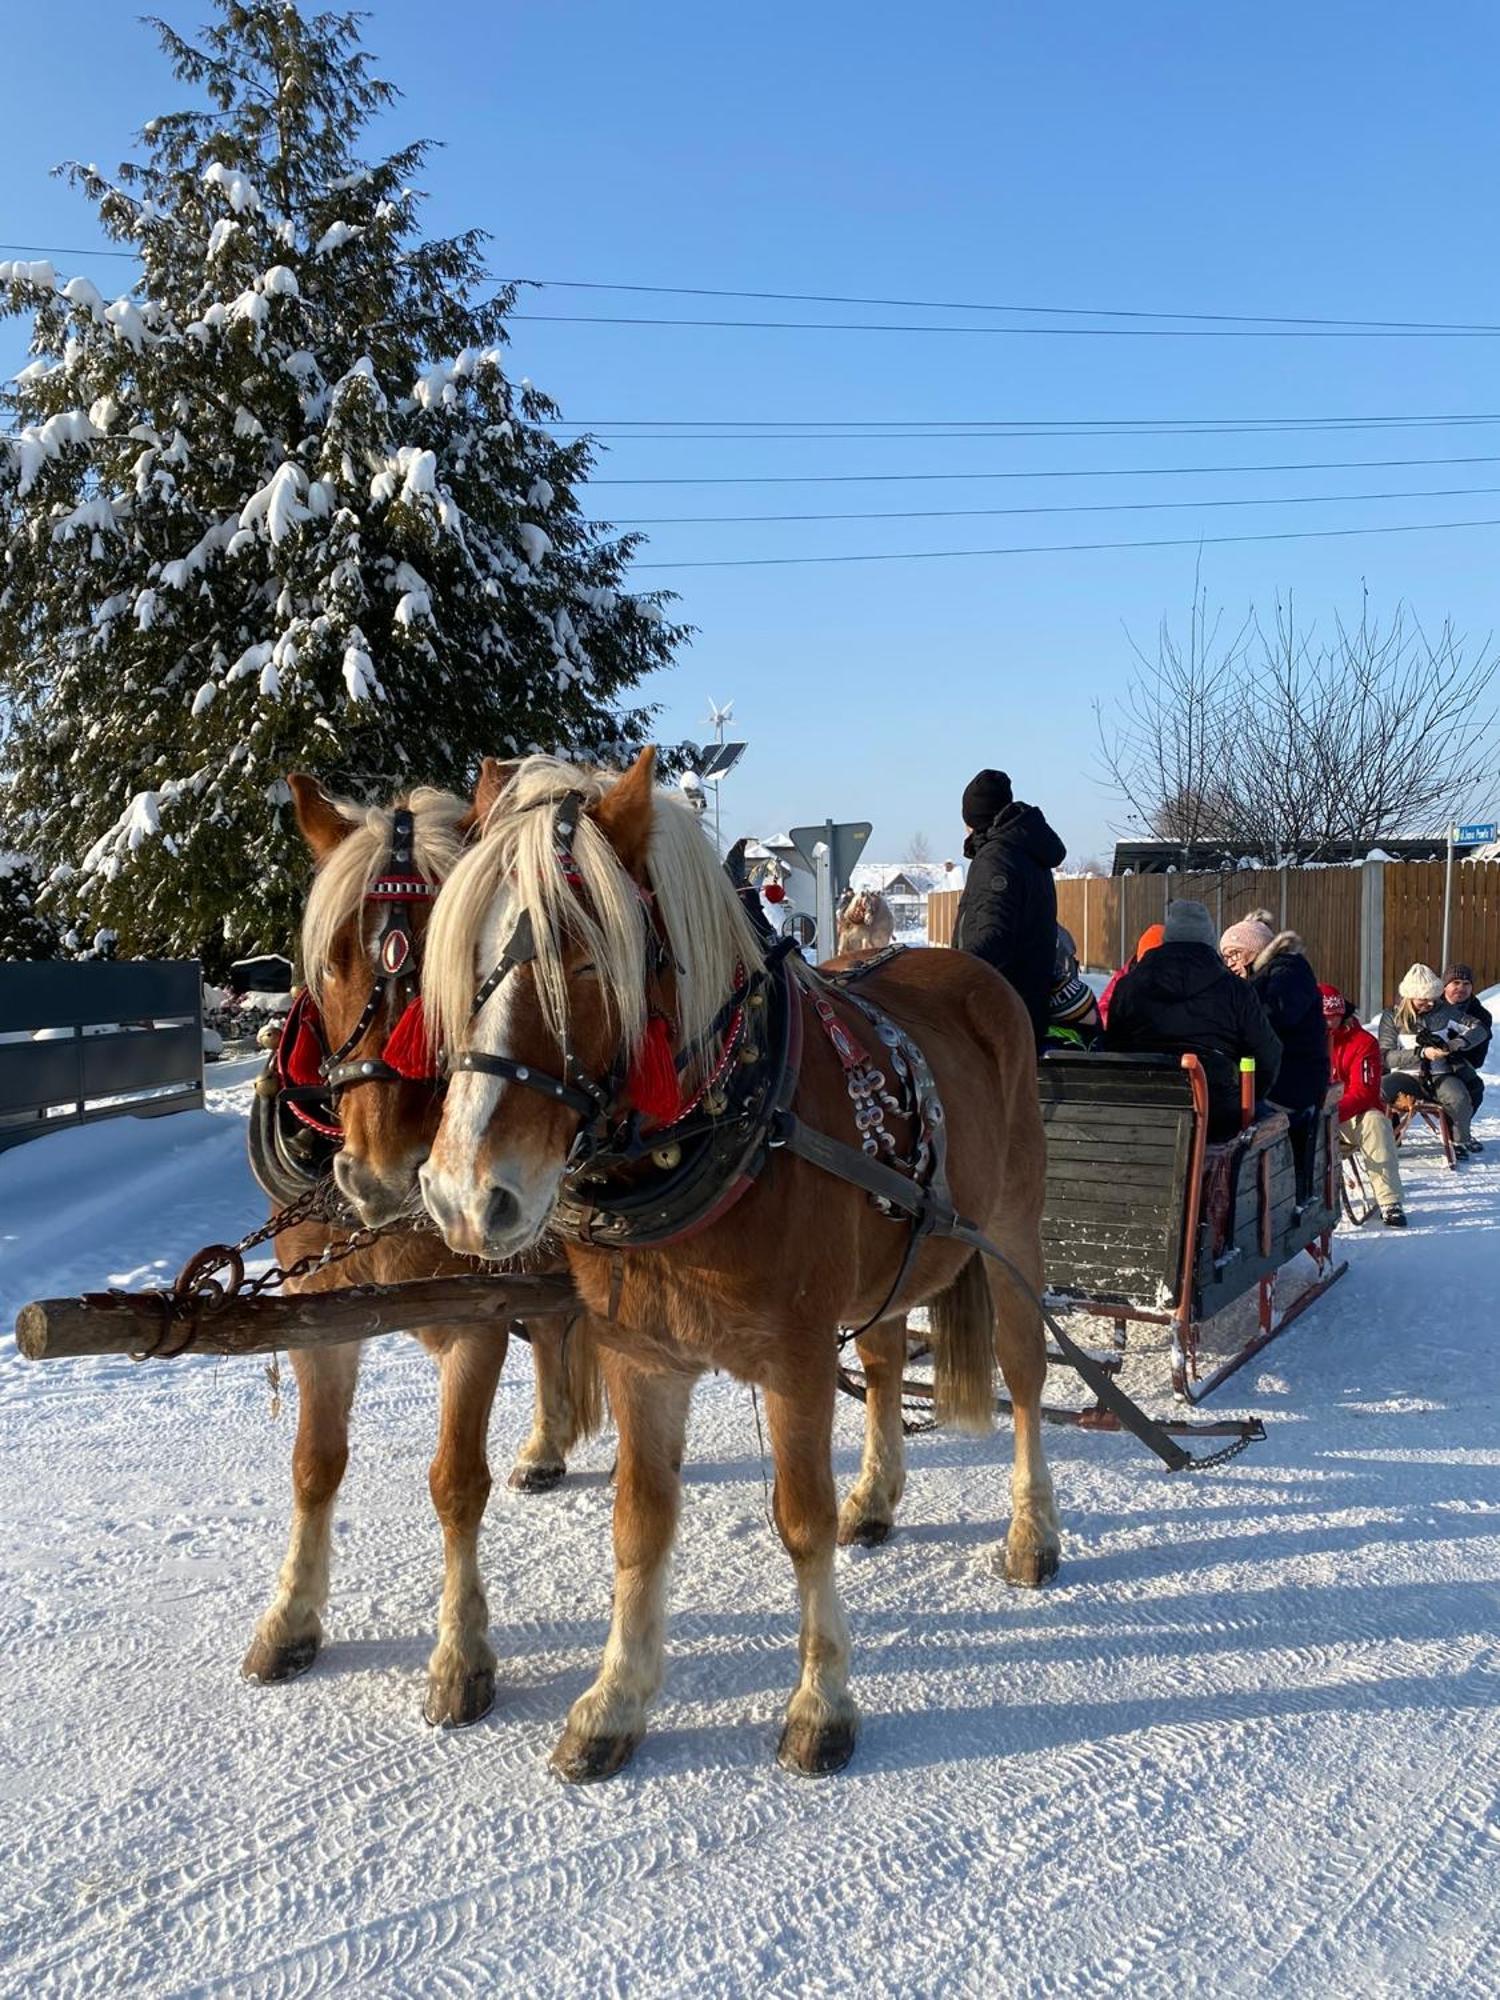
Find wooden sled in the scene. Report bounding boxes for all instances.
[1036,1052,1347,1405]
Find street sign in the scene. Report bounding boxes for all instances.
[787,820,871,894]
[1458,822,1497,843]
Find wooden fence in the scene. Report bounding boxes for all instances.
[929,861,1500,1016]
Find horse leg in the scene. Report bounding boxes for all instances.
[242,1341,361,1682]
[509,1318,604,1492]
[551,1355,692,1784]
[837,1316,908,1546]
[989,1255,1061,1587]
[424,1327,509,1727]
[766,1368,860,1776]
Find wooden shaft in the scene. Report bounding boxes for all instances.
[15,1272,581,1362]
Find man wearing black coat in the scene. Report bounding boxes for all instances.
[952,769,1066,1048]
[1103,899,1283,1138]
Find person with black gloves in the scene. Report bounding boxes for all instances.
[952,768,1066,1049]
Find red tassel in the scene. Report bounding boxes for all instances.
[279,994,327,1088]
[383,996,436,1080]
[629,1012,682,1127]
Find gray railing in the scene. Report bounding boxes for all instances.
[0,960,204,1152]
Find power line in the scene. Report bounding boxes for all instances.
[591,450,1500,488]
[9,247,1499,334]
[513,310,1500,341]
[607,481,1500,528]
[504,276,1500,336]
[550,413,1500,441]
[631,514,1500,571]
[0,240,136,260]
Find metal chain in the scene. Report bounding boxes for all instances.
[171,1177,410,1311]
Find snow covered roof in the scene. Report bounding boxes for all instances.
[850,859,966,895]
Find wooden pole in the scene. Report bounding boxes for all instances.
[15,1272,581,1362]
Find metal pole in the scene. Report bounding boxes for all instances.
[1441,820,1456,969]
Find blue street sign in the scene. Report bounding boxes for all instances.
[1458,822,1497,843]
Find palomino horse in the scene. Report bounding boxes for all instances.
[420,749,1058,1778]
[241,776,603,1727]
[836,888,895,954]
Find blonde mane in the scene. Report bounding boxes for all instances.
[300,785,472,998]
[425,754,764,1084]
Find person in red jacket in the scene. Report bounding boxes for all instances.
[1322,984,1407,1227]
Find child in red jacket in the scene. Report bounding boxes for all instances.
[1322,985,1407,1226]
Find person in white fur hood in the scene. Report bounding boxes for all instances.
[1377,962,1485,1156]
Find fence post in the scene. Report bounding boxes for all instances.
[1081,878,1091,970]
[1279,866,1288,931]
[1360,859,1385,1021]
[1216,875,1224,935]
[1119,885,1127,968]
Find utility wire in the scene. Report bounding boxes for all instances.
[549,414,1500,442]
[502,275,1500,336]
[606,481,1500,527]
[631,514,1500,571]
[591,450,1500,488]
[512,311,1500,340]
[0,240,136,260]
[9,247,1499,334]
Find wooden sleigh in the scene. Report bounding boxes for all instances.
[1038,1051,1347,1405]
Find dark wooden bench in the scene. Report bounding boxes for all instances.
[1038,1051,1346,1402]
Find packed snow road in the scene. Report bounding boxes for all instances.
[1,1062,1497,1998]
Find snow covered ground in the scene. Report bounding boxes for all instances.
[2,1060,1498,1998]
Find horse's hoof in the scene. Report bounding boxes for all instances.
[424,1665,495,1729]
[509,1462,565,1493]
[549,1728,641,1784]
[1005,1543,1060,1588]
[241,1633,318,1683]
[837,1516,891,1548]
[777,1714,858,1777]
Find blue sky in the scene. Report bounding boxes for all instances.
[6,0,1500,865]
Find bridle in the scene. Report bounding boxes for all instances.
[319,807,441,1095]
[276,807,443,1140]
[449,791,621,1167]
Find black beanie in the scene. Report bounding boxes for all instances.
[961,768,1012,829]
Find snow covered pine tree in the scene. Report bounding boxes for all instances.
[0,2,683,973]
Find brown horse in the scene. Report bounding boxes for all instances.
[241,776,603,1727]
[420,749,1058,1778]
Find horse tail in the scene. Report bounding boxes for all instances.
[929,1251,995,1434]
[562,1316,608,1446]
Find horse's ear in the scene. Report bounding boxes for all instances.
[287,773,349,860]
[458,756,516,838]
[594,746,658,873]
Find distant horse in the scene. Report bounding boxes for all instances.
[836,888,896,954]
[421,749,1057,1779]
[241,776,603,1727]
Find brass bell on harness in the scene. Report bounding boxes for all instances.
[704,1086,729,1115]
[254,1068,281,1099]
[257,1022,283,1051]
[651,1142,683,1170]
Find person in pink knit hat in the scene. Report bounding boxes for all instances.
[1219,916,1275,972]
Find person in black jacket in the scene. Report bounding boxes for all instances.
[1103,899,1282,1138]
[952,768,1066,1047]
[1442,963,1491,1118]
[1220,917,1331,1117]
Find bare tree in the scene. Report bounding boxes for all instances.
[1097,581,1500,855]
[905,830,934,864]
